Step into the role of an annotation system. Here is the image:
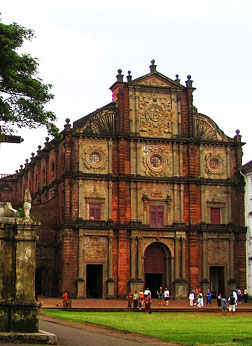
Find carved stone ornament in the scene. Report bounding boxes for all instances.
[75,109,116,135]
[23,188,32,222]
[194,114,229,142]
[150,188,166,200]
[142,188,171,202]
[85,185,105,200]
[143,146,170,176]
[83,147,106,170]
[138,76,168,87]
[205,153,224,175]
[139,102,173,136]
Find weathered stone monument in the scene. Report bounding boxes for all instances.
[0,189,56,344]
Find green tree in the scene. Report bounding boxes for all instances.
[0,19,58,136]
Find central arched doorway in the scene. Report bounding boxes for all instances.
[144,243,171,298]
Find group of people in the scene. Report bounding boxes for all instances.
[157,286,170,305]
[127,288,153,313]
[188,289,204,307]
[189,288,249,314]
[126,286,170,313]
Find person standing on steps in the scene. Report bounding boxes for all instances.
[206,289,212,305]
[63,290,68,308]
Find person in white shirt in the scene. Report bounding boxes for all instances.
[233,291,238,305]
[164,288,170,305]
[189,292,194,306]
[144,288,151,297]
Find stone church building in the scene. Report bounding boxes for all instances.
[0,61,246,299]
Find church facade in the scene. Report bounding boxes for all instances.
[0,61,246,299]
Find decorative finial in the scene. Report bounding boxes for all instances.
[64,118,71,132]
[116,69,124,82]
[185,75,193,88]
[234,129,241,142]
[149,59,157,73]
[175,74,180,83]
[126,71,132,83]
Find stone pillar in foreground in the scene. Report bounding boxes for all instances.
[0,196,40,332]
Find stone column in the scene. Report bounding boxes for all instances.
[174,235,187,298]
[79,182,83,218]
[136,141,141,175]
[130,141,136,175]
[173,143,180,177]
[228,233,236,294]
[201,233,209,296]
[130,235,136,279]
[180,184,184,223]
[107,230,115,298]
[135,92,140,133]
[174,237,180,280]
[108,139,113,174]
[179,143,183,176]
[130,182,137,222]
[229,234,234,279]
[76,233,85,298]
[108,181,112,221]
[174,184,179,222]
[202,234,208,279]
[181,237,186,280]
[130,234,139,292]
[137,236,143,280]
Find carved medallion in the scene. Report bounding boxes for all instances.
[205,153,224,175]
[143,146,170,176]
[139,102,173,136]
[83,147,106,170]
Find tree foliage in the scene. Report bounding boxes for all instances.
[0,20,59,136]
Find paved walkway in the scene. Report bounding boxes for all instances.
[39,297,252,312]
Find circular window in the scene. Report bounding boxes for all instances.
[90,152,101,164]
[209,158,219,170]
[150,154,162,168]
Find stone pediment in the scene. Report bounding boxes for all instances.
[194,113,231,142]
[132,72,183,89]
[73,103,117,136]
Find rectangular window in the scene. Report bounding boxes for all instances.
[89,203,101,220]
[150,205,164,227]
[211,208,220,224]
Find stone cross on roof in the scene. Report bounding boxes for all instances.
[0,126,23,144]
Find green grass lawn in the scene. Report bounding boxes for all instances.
[41,310,252,346]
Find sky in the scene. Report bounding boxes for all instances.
[0,0,252,173]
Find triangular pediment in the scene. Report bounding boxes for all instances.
[131,72,184,89]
